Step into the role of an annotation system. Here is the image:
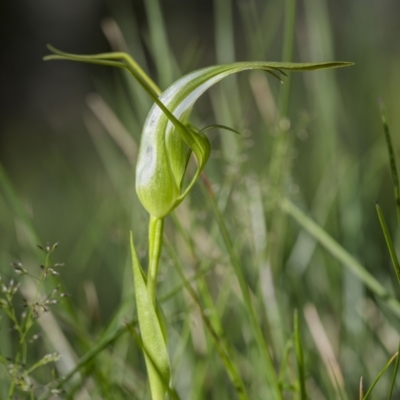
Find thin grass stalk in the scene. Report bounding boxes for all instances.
[268,0,297,186]
[376,203,400,285]
[266,0,297,281]
[239,0,283,60]
[379,101,400,228]
[294,310,307,400]
[362,352,398,400]
[143,0,174,87]
[278,0,297,116]
[388,342,400,400]
[0,162,40,247]
[213,0,242,164]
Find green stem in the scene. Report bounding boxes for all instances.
[147,217,164,307]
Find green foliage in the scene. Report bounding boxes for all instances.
[2,0,400,399]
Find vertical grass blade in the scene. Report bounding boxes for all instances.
[0,162,40,247]
[380,101,400,228]
[375,203,400,285]
[362,352,398,400]
[278,0,297,116]
[294,310,307,400]
[143,0,175,87]
[213,0,242,164]
[388,342,400,400]
[359,377,364,400]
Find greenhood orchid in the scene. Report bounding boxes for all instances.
[44,45,353,400]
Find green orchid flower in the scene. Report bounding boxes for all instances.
[44,45,353,400]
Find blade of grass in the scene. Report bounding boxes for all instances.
[213,0,242,164]
[294,310,307,400]
[379,100,400,228]
[363,352,398,400]
[359,377,364,400]
[278,337,293,385]
[281,198,400,317]
[388,342,400,400]
[143,0,174,87]
[0,162,40,248]
[278,0,297,116]
[376,203,400,285]
[238,0,283,60]
[266,0,297,289]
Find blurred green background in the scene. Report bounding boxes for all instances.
[2,0,400,398]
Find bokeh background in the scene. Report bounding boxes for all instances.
[2,0,400,398]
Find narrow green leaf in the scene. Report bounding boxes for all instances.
[376,203,400,285]
[278,0,297,116]
[126,324,180,400]
[359,377,364,400]
[278,337,294,385]
[294,310,307,400]
[130,232,170,400]
[363,352,398,400]
[0,162,40,247]
[380,100,400,228]
[388,342,400,400]
[143,0,175,87]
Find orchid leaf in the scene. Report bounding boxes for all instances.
[130,232,170,399]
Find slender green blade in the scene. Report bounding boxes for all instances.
[380,100,400,228]
[363,352,398,399]
[376,203,400,285]
[388,342,400,400]
[294,310,307,400]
